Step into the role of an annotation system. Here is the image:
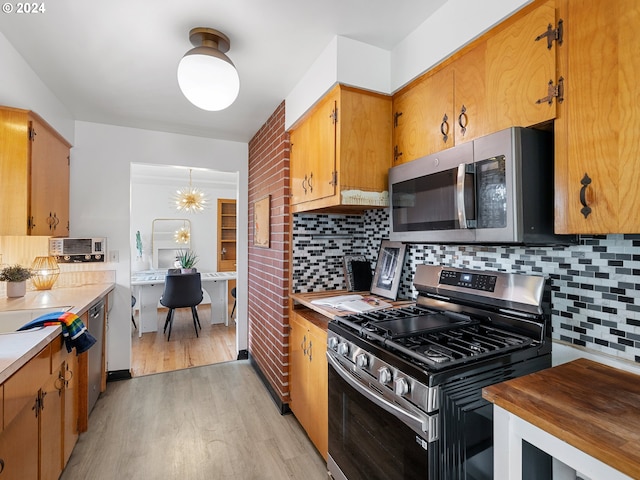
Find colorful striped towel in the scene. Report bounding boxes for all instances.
[18,311,97,354]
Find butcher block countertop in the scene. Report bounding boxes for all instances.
[482,358,640,478]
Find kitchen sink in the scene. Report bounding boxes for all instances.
[0,306,73,334]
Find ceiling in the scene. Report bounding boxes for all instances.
[0,0,446,143]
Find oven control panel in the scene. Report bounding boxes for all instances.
[439,270,497,292]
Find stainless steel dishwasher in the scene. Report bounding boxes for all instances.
[87,299,105,414]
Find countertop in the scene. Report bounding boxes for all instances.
[482,358,640,479]
[290,290,413,320]
[0,283,115,384]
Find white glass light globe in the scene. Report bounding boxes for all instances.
[177,52,240,111]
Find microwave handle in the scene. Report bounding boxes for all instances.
[456,163,469,229]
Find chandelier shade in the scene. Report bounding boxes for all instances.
[177,27,240,111]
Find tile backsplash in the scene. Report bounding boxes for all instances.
[292,210,640,365]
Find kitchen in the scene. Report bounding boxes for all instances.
[1,0,640,479]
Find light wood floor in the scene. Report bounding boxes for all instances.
[60,360,329,480]
[131,305,237,377]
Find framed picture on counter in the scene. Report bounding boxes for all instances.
[371,241,406,300]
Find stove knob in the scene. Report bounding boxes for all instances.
[394,377,409,396]
[337,343,349,356]
[327,337,339,351]
[355,354,368,368]
[378,367,392,385]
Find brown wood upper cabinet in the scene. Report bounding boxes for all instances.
[0,106,71,236]
[289,84,392,213]
[392,0,557,165]
[554,0,640,234]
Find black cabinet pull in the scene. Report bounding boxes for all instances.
[580,173,592,219]
[458,105,468,136]
[440,113,449,143]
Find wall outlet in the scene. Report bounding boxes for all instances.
[109,250,119,262]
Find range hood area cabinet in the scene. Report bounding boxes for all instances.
[554,0,640,234]
[392,0,558,165]
[0,106,71,236]
[289,84,392,213]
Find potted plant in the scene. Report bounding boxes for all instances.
[175,249,198,273]
[0,264,33,297]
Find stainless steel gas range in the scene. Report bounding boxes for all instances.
[326,265,553,480]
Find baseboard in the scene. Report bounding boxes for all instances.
[249,354,291,415]
[237,349,248,360]
[107,369,132,382]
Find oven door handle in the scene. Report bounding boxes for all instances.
[327,352,435,440]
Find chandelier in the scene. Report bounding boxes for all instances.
[173,169,208,213]
[174,225,191,244]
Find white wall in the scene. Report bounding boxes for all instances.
[71,121,248,372]
[285,0,531,129]
[0,31,75,143]
[130,169,237,273]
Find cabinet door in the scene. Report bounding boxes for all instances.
[290,90,337,205]
[0,399,39,480]
[0,108,30,235]
[288,313,309,427]
[453,43,489,145]
[306,326,328,460]
[40,366,64,480]
[555,0,640,233]
[485,0,557,131]
[29,115,70,236]
[393,66,454,164]
[63,354,79,466]
[337,88,392,192]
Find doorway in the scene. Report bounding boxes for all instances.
[129,163,239,377]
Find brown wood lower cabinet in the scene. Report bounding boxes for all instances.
[288,309,328,460]
[0,337,81,479]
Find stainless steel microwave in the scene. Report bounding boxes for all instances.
[49,237,107,263]
[389,127,576,244]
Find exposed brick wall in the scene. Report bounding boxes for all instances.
[247,101,290,406]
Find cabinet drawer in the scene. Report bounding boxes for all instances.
[3,344,51,428]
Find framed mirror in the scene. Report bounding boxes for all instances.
[152,218,191,269]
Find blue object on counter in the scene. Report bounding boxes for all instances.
[18,311,96,354]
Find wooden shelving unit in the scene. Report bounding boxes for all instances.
[217,199,237,272]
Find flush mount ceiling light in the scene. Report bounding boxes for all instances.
[177,27,240,111]
[173,169,209,213]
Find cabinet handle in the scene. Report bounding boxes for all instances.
[308,340,312,362]
[580,173,592,219]
[32,397,39,418]
[55,372,65,393]
[0,458,4,474]
[302,334,307,356]
[440,113,449,143]
[394,145,403,163]
[394,111,403,128]
[302,175,308,194]
[308,172,313,193]
[457,105,468,136]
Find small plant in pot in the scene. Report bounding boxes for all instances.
[0,264,33,298]
[175,249,198,273]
